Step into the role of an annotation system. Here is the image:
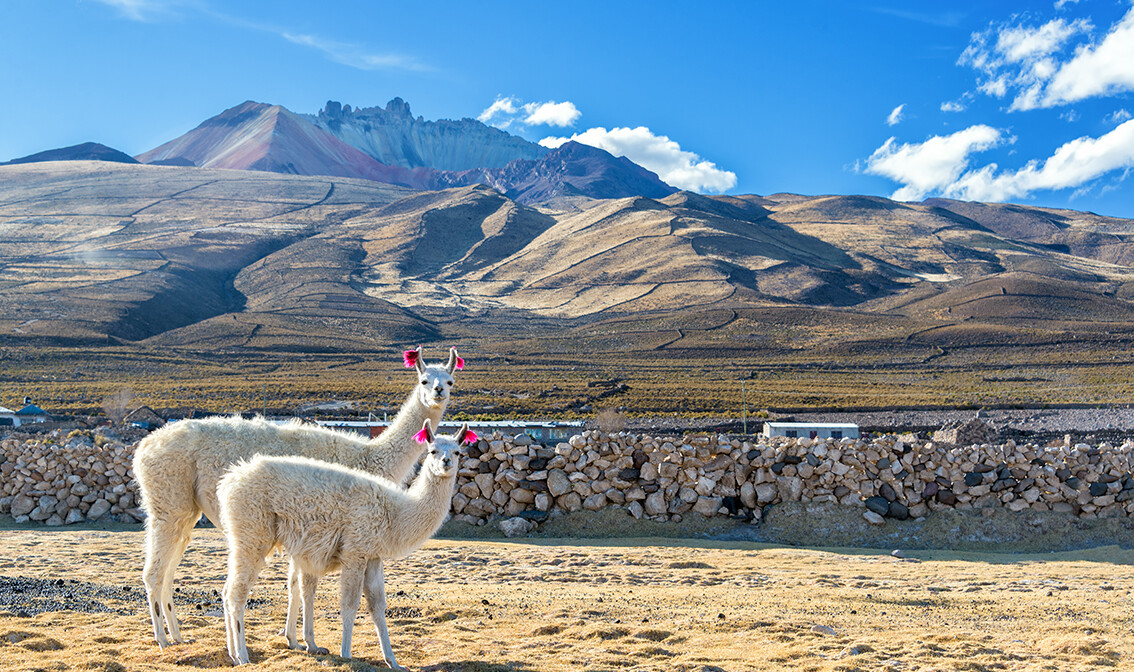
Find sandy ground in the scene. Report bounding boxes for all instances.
[1,528,1134,672]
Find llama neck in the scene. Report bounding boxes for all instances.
[366,389,446,483]
[385,468,456,554]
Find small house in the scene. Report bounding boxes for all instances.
[763,422,859,441]
[10,403,52,427]
[124,405,165,429]
[0,406,16,427]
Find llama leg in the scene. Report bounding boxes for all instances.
[299,570,327,655]
[283,558,302,649]
[337,564,365,660]
[223,553,264,666]
[364,559,403,671]
[141,512,196,647]
[158,517,194,645]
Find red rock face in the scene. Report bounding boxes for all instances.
[136,101,440,189]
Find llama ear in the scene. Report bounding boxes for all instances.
[403,347,421,369]
[414,419,434,445]
[457,423,477,446]
[447,347,464,373]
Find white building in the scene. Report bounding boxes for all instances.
[0,403,51,427]
[763,422,859,440]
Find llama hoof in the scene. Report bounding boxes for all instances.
[305,645,329,655]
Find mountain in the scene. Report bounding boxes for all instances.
[441,141,678,204]
[135,101,677,204]
[5,162,1134,354]
[135,101,438,189]
[3,142,138,165]
[307,98,547,171]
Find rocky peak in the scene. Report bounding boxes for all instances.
[385,97,412,119]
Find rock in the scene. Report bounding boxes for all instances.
[739,482,756,508]
[811,625,837,636]
[619,468,640,481]
[964,472,983,487]
[878,483,897,502]
[693,496,723,517]
[936,489,957,506]
[639,462,658,481]
[499,517,535,538]
[86,498,110,520]
[891,549,905,559]
[557,492,582,512]
[644,491,667,516]
[863,510,885,525]
[776,476,803,502]
[864,496,890,516]
[45,514,64,526]
[65,508,85,525]
[627,500,644,520]
[755,482,778,504]
[513,433,533,447]
[474,473,495,499]
[534,493,552,511]
[582,493,608,511]
[10,494,35,518]
[888,502,909,520]
[29,506,51,521]
[546,469,571,497]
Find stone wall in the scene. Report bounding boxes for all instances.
[0,430,143,525]
[3,427,1134,534]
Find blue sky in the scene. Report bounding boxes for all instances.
[3,0,1134,216]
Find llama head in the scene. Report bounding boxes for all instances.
[415,420,476,478]
[404,347,460,410]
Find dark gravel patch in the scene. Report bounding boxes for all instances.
[0,575,269,617]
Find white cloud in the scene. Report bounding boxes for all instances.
[863,125,1004,201]
[91,0,188,21]
[281,33,426,71]
[521,101,580,127]
[887,104,906,126]
[1054,0,1080,10]
[945,119,1134,201]
[958,7,1134,110]
[940,100,966,113]
[477,97,520,126]
[1108,109,1133,124]
[1039,7,1134,108]
[540,126,737,194]
[479,97,581,129]
[865,120,1134,202]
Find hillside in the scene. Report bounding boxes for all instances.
[4,161,1134,358]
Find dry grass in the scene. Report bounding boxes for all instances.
[1,528,1133,671]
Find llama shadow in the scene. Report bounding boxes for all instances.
[419,661,537,672]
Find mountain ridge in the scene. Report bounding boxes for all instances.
[132,100,676,204]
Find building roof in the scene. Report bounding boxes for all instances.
[0,406,14,414]
[16,404,49,416]
[765,421,859,429]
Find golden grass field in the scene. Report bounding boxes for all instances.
[1,526,1133,671]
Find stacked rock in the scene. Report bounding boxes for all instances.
[3,426,1134,529]
[0,430,143,525]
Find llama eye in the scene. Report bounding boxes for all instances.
[421,380,428,386]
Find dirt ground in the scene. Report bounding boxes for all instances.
[1,526,1133,672]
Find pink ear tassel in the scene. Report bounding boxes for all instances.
[414,427,430,444]
[450,347,465,371]
[462,430,479,446]
[403,349,420,368]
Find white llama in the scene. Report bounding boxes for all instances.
[133,346,464,648]
[219,419,472,667]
